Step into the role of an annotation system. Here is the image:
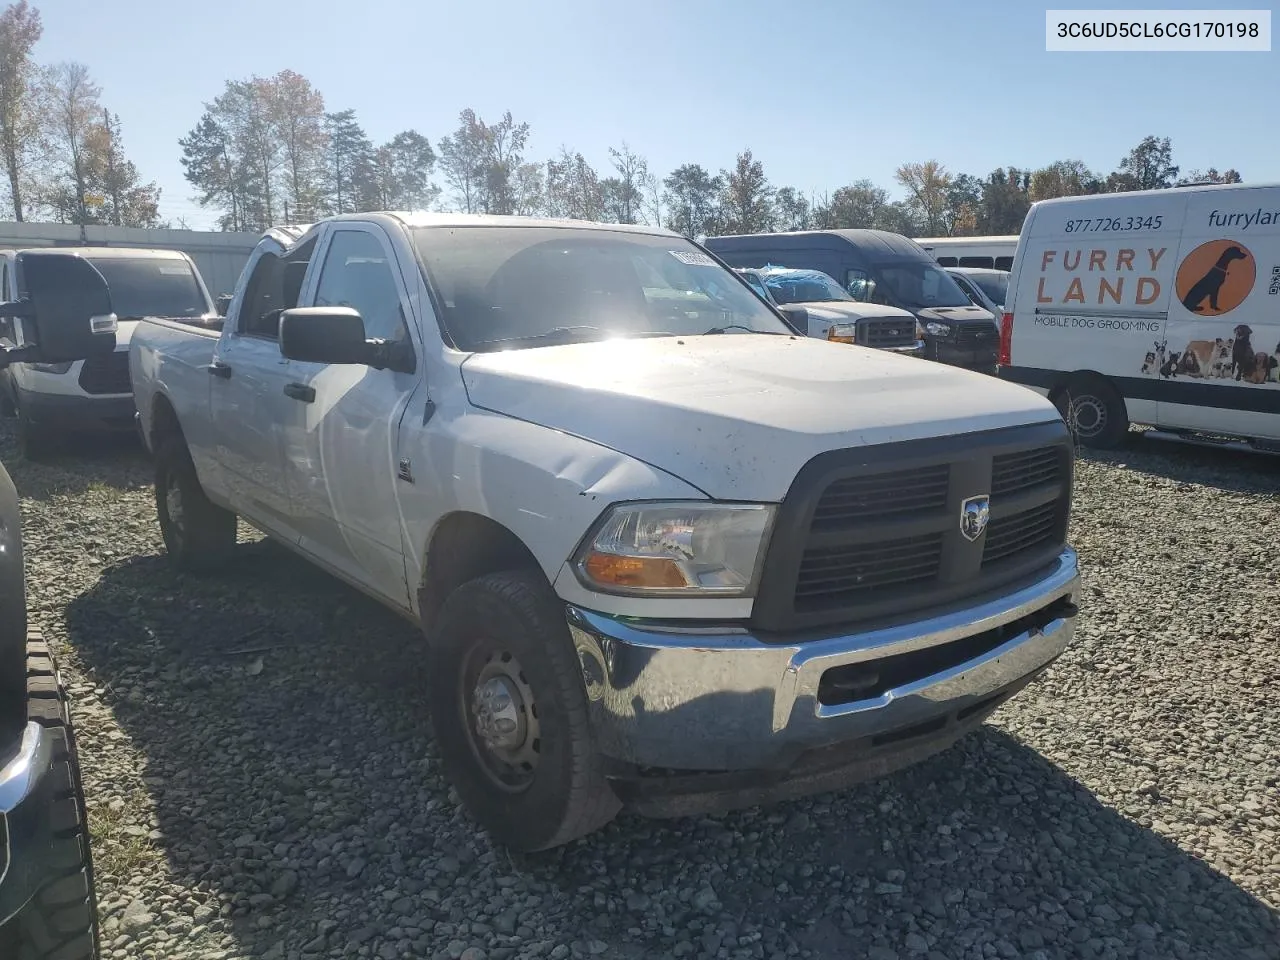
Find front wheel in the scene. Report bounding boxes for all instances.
[155,438,237,573]
[427,570,620,851]
[1054,376,1130,449]
[0,635,101,959]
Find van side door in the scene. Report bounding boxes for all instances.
[1159,188,1280,439]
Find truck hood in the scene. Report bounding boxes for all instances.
[793,301,915,322]
[460,335,1060,501]
[915,304,996,325]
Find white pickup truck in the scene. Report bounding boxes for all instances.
[128,212,1081,851]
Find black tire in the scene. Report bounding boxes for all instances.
[155,436,237,573]
[0,633,101,960]
[1054,375,1129,449]
[428,570,621,851]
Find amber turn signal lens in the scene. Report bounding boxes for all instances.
[582,552,690,589]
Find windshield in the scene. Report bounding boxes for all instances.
[762,270,853,305]
[88,257,208,319]
[970,272,1009,307]
[874,260,973,309]
[413,227,790,351]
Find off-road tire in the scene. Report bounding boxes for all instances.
[0,633,101,959]
[1054,375,1130,449]
[428,570,621,852]
[155,437,237,573]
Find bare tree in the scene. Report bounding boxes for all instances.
[601,142,653,224]
[41,61,102,224]
[437,108,530,214]
[0,0,41,220]
[262,70,326,221]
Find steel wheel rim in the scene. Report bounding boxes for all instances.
[461,647,540,793]
[163,468,185,547]
[1071,395,1106,437]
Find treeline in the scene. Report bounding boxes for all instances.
[0,2,1247,236]
[178,69,1243,239]
[0,2,159,225]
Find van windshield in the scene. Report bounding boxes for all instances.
[874,261,974,309]
[761,270,853,305]
[413,226,791,351]
[87,257,208,319]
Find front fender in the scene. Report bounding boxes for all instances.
[399,407,755,621]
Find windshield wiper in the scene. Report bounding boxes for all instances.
[702,324,782,336]
[476,326,682,349]
[477,326,605,348]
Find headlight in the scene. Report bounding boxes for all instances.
[30,362,72,375]
[925,321,952,337]
[827,323,857,344]
[574,502,775,596]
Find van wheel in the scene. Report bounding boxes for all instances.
[0,634,102,959]
[155,437,237,573]
[428,570,621,852]
[1054,376,1129,448]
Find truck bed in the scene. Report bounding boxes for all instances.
[130,316,221,457]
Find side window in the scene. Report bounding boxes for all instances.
[239,252,283,340]
[313,230,408,342]
[995,256,1014,271]
[846,268,873,303]
[236,237,318,340]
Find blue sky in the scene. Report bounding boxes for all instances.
[29,0,1278,229]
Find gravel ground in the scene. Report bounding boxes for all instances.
[8,424,1280,960]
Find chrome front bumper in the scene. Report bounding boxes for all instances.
[568,547,1080,772]
[0,722,57,924]
[0,723,52,817]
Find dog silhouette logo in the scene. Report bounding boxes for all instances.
[1176,240,1256,316]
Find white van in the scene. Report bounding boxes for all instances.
[998,182,1280,449]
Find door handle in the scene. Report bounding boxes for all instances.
[207,361,232,379]
[283,382,315,403]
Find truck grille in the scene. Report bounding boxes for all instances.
[78,351,131,395]
[751,422,1073,633]
[857,317,917,350]
[955,321,999,347]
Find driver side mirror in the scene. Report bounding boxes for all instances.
[0,252,118,368]
[279,306,415,374]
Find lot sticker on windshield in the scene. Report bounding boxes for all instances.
[669,250,717,266]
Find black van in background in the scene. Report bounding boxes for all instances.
[704,229,1000,373]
